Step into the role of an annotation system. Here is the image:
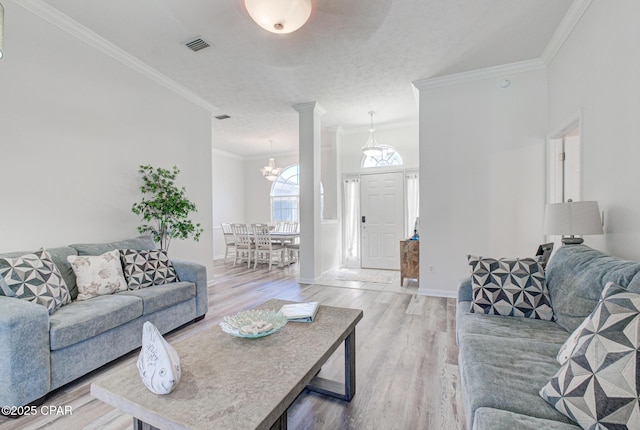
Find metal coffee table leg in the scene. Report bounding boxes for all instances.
[306,329,356,401]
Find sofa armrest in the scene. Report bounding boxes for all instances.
[458,276,473,303]
[0,296,50,407]
[173,260,208,318]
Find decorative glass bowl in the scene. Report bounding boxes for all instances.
[219,309,288,338]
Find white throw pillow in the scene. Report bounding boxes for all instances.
[67,250,127,301]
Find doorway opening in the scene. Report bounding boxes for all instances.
[548,118,582,248]
[342,170,419,269]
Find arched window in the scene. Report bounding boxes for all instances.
[361,145,403,168]
[271,165,324,222]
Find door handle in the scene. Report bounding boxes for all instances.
[362,216,366,223]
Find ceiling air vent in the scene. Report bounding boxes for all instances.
[185,38,210,52]
[215,115,231,120]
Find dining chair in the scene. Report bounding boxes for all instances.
[220,223,235,263]
[231,223,254,268]
[252,223,284,270]
[285,242,299,265]
[283,222,299,233]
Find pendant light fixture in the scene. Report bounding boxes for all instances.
[362,111,382,156]
[260,140,282,181]
[0,2,4,60]
[244,0,312,34]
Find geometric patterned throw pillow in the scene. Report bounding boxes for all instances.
[556,314,591,365]
[0,248,72,314]
[540,282,640,429]
[120,249,179,290]
[468,255,554,320]
[67,249,128,301]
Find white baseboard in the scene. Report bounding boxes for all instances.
[418,288,457,298]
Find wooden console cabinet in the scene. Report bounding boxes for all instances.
[400,240,419,286]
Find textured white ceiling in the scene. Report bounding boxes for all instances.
[39,0,573,156]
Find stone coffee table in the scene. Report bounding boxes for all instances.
[91,299,363,429]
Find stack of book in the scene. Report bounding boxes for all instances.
[279,301,319,323]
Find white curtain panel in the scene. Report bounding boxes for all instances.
[343,178,360,266]
[406,173,419,238]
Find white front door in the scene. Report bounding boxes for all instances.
[360,172,404,269]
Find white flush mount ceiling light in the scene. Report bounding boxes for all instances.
[260,140,282,181]
[244,0,312,34]
[362,111,383,157]
[0,2,4,60]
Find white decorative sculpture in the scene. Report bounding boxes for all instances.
[137,321,181,395]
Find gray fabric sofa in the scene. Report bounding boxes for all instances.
[456,244,640,430]
[0,236,208,409]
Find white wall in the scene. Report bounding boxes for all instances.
[339,123,419,174]
[0,2,214,276]
[547,1,640,260]
[416,67,547,296]
[212,149,245,260]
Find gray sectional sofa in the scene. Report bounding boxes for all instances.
[457,244,640,430]
[0,236,208,409]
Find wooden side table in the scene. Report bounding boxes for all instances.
[400,240,419,286]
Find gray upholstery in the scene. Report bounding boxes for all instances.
[173,260,208,317]
[69,235,156,256]
[0,296,50,408]
[119,281,195,315]
[473,408,580,430]
[546,244,640,332]
[49,295,143,350]
[459,330,571,425]
[458,245,640,430]
[0,237,207,408]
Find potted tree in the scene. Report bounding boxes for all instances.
[131,165,204,251]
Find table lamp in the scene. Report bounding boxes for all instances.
[544,200,603,245]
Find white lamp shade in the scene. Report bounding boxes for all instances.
[244,0,312,34]
[544,201,604,236]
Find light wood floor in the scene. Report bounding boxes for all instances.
[0,261,465,430]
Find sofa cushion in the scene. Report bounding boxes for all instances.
[69,235,156,256]
[467,256,554,320]
[120,249,179,289]
[458,332,574,426]
[0,249,72,314]
[540,282,640,429]
[473,408,581,430]
[546,244,640,332]
[119,281,195,315]
[457,301,570,346]
[49,294,143,350]
[67,250,128,301]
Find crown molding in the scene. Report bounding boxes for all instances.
[14,0,220,114]
[541,0,593,66]
[412,59,545,92]
[292,101,326,115]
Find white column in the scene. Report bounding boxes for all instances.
[292,102,325,283]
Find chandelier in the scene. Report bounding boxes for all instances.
[260,140,282,181]
[244,0,312,34]
[361,111,382,156]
